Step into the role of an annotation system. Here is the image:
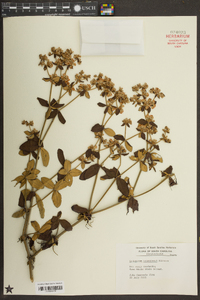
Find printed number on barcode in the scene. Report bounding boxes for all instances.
[38,285,63,291]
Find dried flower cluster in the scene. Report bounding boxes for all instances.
[12,47,177,282]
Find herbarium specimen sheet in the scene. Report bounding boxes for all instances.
[3,16,197,295]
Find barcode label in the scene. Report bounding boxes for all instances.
[35,281,65,294]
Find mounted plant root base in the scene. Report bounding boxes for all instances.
[12,47,177,282]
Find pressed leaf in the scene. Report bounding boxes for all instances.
[140,161,148,172]
[169,177,177,186]
[54,179,69,190]
[40,223,52,233]
[27,191,35,201]
[114,134,125,141]
[141,132,146,140]
[79,164,100,180]
[151,153,163,163]
[58,111,66,124]
[161,165,173,177]
[38,229,52,241]
[37,97,49,107]
[129,155,138,161]
[70,169,82,177]
[18,189,30,207]
[92,151,100,159]
[18,192,25,207]
[101,167,120,180]
[27,159,35,171]
[118,195,127,202]
[149,121,157,128]
[29,179,44,189]
[64,160,71,173]
[41,147,50,167]
[47,109,58,119]
[85,91,90,99]
[64,173,73,186]
[32,233,40,241]
[41,177,54,189]
[35,193,45,218]
[31,221,40,232]
[111,154,120,160]
[91,124,104,132]
[127,197,139,214]
[125,141,133,152]
[71,204,89,214]
[51,216,60,230]
[12,209,25,218]
[57,149,65,166]
[138,151,145,161]
[138,119,147,125]
[42,77,51,82]
[59,219,73,231]
[86,149,92,158]
[97,102,106,107]
[116,177,129,197]
[13,175,24,186]
[104,128,115,137]
[52,190,62,207]
[20,139,39,153]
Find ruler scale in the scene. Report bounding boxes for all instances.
[1,2,98,17]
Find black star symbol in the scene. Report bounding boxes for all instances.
[5,285,14,293]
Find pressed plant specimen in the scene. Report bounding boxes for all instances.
[12,47,177,282]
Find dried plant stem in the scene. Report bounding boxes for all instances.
[93,176,169,215]
[30,191,53,208]
[133,169,142,192]
[88,112,106,210]
[30,218,84,260]
[134,176,169,197]
[91,178,116,212]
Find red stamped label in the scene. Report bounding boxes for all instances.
[166,31,190,48]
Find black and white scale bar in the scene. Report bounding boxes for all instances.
[1,2,98,17]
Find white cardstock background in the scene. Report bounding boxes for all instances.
[3,16,197,295]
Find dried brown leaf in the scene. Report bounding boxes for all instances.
[138,119,147,125]
[91,124,104,132]
[31,220,40,232]
[52,190,62,207]
[114,134,125,141]
[27,159,35,171]
[41,147,50,167]
[35,193,45,218]
[37,97,49,107]
[140,161,148,172]
[58,111,66,124]
[59,219,73,231]
[116,177,129,197]
[29,179,44,189]
[64,160,71,173]
[54,179,69,191]
[41,177,54,189]
[12,209,25,218]
[32,232,40,241]
[57,149,65,166]
[79,164,100,180]
[104,128,115,137]
[127,197,138,213]
[40,223,52,233]
[71,204,89,214]
[125,141,133,152]
[70,169,82,177]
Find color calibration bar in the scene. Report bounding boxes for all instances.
[100,4,114,16]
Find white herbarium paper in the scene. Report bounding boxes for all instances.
[116,243,197,295]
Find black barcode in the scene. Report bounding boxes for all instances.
[38,285,63,291]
